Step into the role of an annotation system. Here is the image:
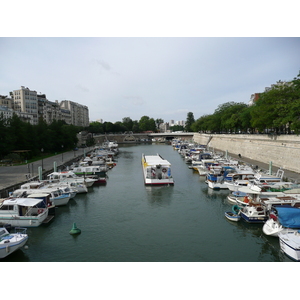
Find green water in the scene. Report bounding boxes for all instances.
[2,143,291,262]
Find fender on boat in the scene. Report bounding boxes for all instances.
[232,204,241,214]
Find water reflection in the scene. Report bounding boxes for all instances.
[145,185,174,206]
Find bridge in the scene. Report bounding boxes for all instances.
[92,132,195,144]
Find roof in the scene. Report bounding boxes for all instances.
[144,154,171,166]
[2,197,43,207]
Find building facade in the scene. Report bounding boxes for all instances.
[2,86,89,126]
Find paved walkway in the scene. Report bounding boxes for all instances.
[227,152,300,183]
[0,147,91,192]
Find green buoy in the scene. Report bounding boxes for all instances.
[69,222,81,235]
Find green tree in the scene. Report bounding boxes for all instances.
[139,116,156,132]
[185,112,195,131]
[122,117,133,131]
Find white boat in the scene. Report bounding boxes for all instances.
[0,227,28,259]
[44,183,77,199]
[142,153,174,185]
[279,230,300,261]
[238,203,268,223]
[13,186,71,206]
[0,197,49,227]
[253,169,284,185]
[206,166,238,189]
[224,211,241,222]
[18,180,79,199]
[263,205,300,237]
[263,217,284,237]
[28,188,70,206]
[47,171,96,188]
[225,178,255,191]
[195,160,220,176]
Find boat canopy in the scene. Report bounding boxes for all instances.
[144,155,171,167]
[276,206,300,228]
[3,197,43,207]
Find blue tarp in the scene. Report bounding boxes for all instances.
[275,206,300,228]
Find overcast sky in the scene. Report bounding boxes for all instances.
[1,37,299,124]
[1,0,299,124]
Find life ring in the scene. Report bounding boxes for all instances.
[162,168,167,173]
[38,209,43,214]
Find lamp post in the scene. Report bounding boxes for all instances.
[61,145,64,162]
[41,148,44,171]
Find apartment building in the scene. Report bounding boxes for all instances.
[6,86,89,126]
[10,86,39,124]
[60,100,89,127]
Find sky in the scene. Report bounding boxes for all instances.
[1,3,300,125]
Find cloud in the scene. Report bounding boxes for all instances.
[94,59,111,71]
[123,96,146,106]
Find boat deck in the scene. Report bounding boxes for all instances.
[43,215,55,223]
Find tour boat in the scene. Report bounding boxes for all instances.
[0,197,49,227]
[142,153,174,185]
[0,226,28,259]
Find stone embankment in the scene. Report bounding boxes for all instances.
[193,133,300,182]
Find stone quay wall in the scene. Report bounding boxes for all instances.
[193,133,300,174]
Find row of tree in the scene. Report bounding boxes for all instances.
[87,116,183,134]
[190,72,300,134]
[0,116,80,161]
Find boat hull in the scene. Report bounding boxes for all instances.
[0,235,28,259]
[279,230,300,261]
[262,218,283,237]
[0,211,48,227]
[224,211,240,222]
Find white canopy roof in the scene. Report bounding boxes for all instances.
[3,197,43,207]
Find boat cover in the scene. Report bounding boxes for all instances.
[3,197,43,207]
[275,206,300,228]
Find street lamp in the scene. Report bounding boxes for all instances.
[61,145,64,162]
[41,148,44,171]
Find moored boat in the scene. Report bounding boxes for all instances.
[0,197,49,227]
[279,230,300,261]
[47,171,96,188]
[0,227,28,259]
[224,211,241,222]
[142,153,174,185]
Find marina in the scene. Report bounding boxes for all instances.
[0,142,299,262]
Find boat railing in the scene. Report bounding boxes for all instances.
[14,227,27,235]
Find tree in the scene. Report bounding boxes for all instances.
[122,117,133,131]
[185,112,195,132]
[139,116,156,132]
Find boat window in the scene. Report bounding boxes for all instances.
[0,205,14,210]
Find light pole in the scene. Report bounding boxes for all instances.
[61,145,64,162]
[41,148,44,171]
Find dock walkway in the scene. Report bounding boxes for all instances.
[0,147,92,197]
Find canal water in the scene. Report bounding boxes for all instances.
[3,143,292,262]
